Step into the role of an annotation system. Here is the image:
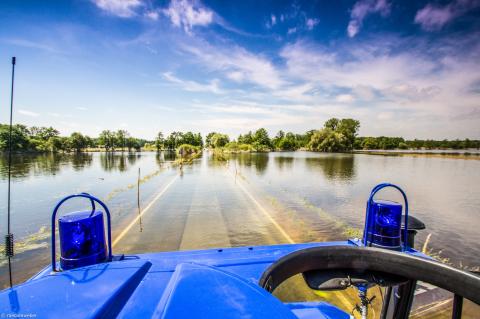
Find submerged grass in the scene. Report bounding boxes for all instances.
[0,226,50,267]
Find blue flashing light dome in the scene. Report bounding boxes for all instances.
[58,210,107,270]
[365,199,403,249]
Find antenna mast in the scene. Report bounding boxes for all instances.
[5,57,16,288]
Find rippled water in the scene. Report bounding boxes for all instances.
[1,151,479,289]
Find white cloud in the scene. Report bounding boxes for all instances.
[145,10,160,20]
[181,41,284,89]
[163,72,224,94]
[414,0,480,31]
[347,0,391,37]
[336,94,355,103]
[226,71,245,82]
[277,36,480,137]
[92,0,143,18]
[306,18,319,30]
[163,0,213,34]
[75,107,88,111]
[18,109,40,117]
[287,27,297,35]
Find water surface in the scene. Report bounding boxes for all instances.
[1,151,479,290]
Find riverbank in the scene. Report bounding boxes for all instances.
[354,149,480,160]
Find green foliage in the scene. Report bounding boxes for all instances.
[0,124,31,151]
[155,132,165,151]
[307,118,360,152]
[176,144,201,158]
[308,129,347,152]
[336,119,360,150]
[69,132,88,152]
[164,131,203,150]
[273,131,299,151]
[98,130,116,151]
[210,133,229,148]
[1,121,479,154]
[351,136,480,150]
[237,131,253,144]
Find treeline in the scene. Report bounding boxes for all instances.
[2,121,478,153]
[355,136,480,150]
[204,118,361,152]
[0,124,149,152]
[152,131,203,151]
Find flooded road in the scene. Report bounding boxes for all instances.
[1,151,479,314]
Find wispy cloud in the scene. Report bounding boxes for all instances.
[305,18,319,30]
[163,0,213,34]
[181,41,285,89]
[92,0,143,18]
[1,38,61,53]
[414,0,480,31]
[163,72,224,94]
[347,0,390,37]
[266,14,277,29]
[336,94,355,103]
[18,109,40,117]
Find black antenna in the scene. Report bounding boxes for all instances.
[5,57,16,288]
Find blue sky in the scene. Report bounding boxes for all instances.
[0,0,479,139]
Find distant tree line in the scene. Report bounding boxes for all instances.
[206,118,362,152]
[1,121,478,153]
[355,136,480,150]
[0,124,149,152]
[152,131,203,151]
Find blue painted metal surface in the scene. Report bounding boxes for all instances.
[0,242,353,318]
[286,302,350,319]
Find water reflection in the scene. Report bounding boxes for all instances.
[0,153,93,179]
[99,153,140,172]
[234,153,269,174]
[274,156,294,171]
[305,154,355,181]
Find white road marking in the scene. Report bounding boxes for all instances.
[112,174,179,247]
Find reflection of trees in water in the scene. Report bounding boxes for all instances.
[234,153,269,174]
[128,153,141,167]
[163,151,177,161]
[274,156,294,171]
[0,153,93,179]
[71,153,93,171]
[305,154,355,180]
[100,152,139,172]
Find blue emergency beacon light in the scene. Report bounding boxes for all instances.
[362,183,409,251]
[51,193,112,271]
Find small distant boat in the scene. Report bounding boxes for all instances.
[1,183,479,318]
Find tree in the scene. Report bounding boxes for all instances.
[69,132,88,152]
[238,131,253,144]
[308,129,346,152]
[0,124,31,151]
[277,132,298,151]
[206,132,216,148]
[98,130,116,151]
[30,126,59,141]
[194,133,203,147]
[253,128,271,148]
[336,119,360,151]
[155,132,164,151]
[324,118,339,131]
[211,133,229,148]
[115,130,129,150]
